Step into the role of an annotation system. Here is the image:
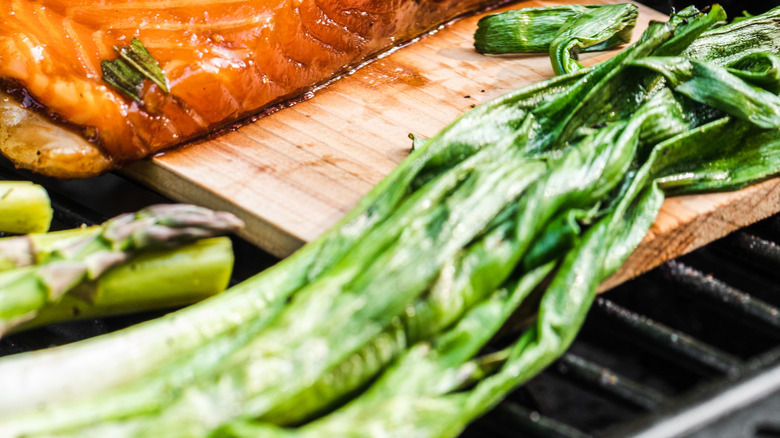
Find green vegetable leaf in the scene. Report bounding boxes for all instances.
[549,4,638,74]
[474,5,602,54]
[474,4,639,75]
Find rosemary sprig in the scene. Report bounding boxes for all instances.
[101,58,144,103]
[117,38,170,93]
[102,38,169,103]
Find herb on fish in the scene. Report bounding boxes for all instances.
[116,38,170,93]
[102,38,169,103]
[101,58,145,103]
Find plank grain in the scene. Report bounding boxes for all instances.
[123,1,775,289]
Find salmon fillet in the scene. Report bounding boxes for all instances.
[0,0,504,178]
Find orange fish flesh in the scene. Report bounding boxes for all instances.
[0,0,505,177]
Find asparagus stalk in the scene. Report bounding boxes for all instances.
[0,204,243,336]
[0,181,52,235]
[9,237,234,334]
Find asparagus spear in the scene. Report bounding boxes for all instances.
[8,237,235,334]
[0,204,243,336]
[0,181,52,235]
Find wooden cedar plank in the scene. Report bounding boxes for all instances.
[601,180,780,291]
[124,1,780,291]
[127,0,658,250]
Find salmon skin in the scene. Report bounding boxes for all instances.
[0,0,504,177]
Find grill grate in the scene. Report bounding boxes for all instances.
[463,220,780,438]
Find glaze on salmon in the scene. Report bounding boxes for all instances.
[0,0,503,177]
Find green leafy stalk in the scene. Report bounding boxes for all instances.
[213,9,780,437]
[549,4,638,74]
[474,4,639,74]
[0,182,52,236]
[248,113,640,426]
[726,52,780,94]
[683,6,780,65]
[632,56,780,128]
[474,5,618,54]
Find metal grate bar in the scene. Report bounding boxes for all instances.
[602,356,780,438]
[722,232,780,273]
[556,353,668,412]
[660,260,780,338]
[593,298,743,377]
[477,402,593,438]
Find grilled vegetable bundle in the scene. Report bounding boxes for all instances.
[1,4,780,438]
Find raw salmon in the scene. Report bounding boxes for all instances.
[0,0,504,177]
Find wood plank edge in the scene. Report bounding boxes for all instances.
[125,159,780,290]
[121,160,304,258]
[599,178,780,292]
